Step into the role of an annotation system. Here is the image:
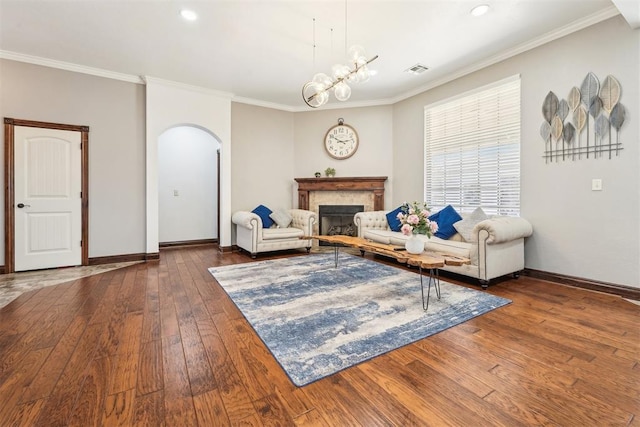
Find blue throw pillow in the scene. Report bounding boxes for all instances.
[428,205,462,239]
[386,206,404,232]
[251,204,274,228]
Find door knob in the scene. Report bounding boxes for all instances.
[17,203,31,208]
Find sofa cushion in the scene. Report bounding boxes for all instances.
[362,229,394,244]
[453,207,489,242]
[429,205,462,239]
[270,208,292,228]
[365,229,472,259]
[262,227,304,240]
[252,204,274,228]
[425,237,472,259]
[385,206,404,232]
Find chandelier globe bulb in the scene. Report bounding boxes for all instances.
[312,73,332,89]
[356,65,370,83]
[334,82,351,101]
[348,45,367,62]
[332,64,351,80]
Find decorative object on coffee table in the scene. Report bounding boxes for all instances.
[396,201,439,254]
[404,235,424,254]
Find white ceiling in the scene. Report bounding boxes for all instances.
[0,0,631,111]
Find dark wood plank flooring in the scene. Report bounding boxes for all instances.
[0,245,638,426]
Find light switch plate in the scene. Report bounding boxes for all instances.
[592,179,602,191]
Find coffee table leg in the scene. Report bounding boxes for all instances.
[333,244,339,268]
[432,268,441,300]
[420,267,441,311]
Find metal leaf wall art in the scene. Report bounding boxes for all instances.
[540,72,626,162]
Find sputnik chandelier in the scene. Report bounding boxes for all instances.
[302,46,378,108]
[301,4,378,108]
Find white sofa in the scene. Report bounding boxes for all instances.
[354,210,533,288]
[232,209,316,258]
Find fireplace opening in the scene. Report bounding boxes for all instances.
[318,205,364,245]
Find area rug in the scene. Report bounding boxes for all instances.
[208,253,510,386]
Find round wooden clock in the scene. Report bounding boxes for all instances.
[324,118,359,159]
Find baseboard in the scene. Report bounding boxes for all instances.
[524,268,640,301]
[218,245,236,253]
[88,253,150,265]
[159,239,217,248]
[145,252,160,261]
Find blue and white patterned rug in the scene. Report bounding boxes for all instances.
[209,253,510,387]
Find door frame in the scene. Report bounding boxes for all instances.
[4,118,89,273]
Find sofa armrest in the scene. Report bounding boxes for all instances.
[232,211,262,231]
[474,216,533,244]
[289,209,317,235]
[354,211,390,237]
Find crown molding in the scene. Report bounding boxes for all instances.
[143,76,234,99]
[0,50,144,84]
[389,5,621,105]
[611,0,640,28]
[231,96,297,112]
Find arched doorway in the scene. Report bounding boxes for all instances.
[158,125,221,246]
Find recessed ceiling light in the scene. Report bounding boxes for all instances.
[470,4,490,17]
[180,9,198,21]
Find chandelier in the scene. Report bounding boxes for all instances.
[302,46,378,108]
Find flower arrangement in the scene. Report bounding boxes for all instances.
[397,201,439,237]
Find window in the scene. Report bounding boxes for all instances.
[424,75,521,216]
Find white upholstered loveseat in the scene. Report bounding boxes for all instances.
[232,209,316,258]
[354,210,533,288]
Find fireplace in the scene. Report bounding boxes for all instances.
[294,176,388,237]
[318,205,363,245]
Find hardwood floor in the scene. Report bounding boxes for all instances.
[0,245,638,426]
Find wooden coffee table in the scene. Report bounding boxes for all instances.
[306,235,470,311]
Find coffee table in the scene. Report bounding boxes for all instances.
[306,235,470,311]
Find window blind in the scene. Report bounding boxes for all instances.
[424,76,521,216]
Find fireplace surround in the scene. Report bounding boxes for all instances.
[294,176,387,236]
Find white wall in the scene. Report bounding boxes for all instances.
[293,105,395,208]
[146,78,232,253]
[158,126,219,243]
[392,16,639,287]
[0,59,146,258]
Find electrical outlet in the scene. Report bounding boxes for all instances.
[174,190,179,196]
[591,179,602,191]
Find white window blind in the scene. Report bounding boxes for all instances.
[424,76,521,216]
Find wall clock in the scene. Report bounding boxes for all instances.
[324,118,359,160]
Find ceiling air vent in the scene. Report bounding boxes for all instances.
[404,63,429,75]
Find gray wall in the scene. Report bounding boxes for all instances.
[0,59,146,259]
[392,16,639,287]
[231,102,295,212]
[293,105,394,205]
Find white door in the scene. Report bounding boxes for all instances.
[14,126,82,271]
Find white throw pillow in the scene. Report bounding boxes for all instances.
[269,209,293,228]
[453,207,489,242]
